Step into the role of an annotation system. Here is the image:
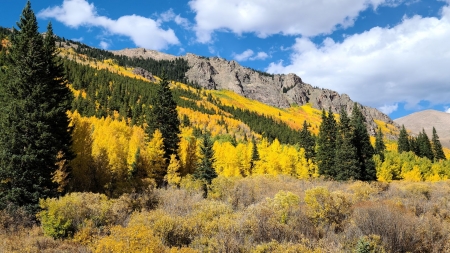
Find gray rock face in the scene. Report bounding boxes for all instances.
[182,54,394,133]
[132,67,156,82]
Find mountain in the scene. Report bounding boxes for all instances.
[112,48,394,135]
[394,109,450,148]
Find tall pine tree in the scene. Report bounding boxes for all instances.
[0,2,73,213]
[194,133,217,184]
[374,127,386,161]
[431,127,446,161]
[299,120,316,161]
[334,107,359,180]
[316,108,337,178]
[350,104,376,181]
[398,125,410,153]
[145,73,180,185]
[417,129,434,161]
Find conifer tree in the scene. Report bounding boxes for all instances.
[316,108,337,178]
[0,2,73,213]
[194,133,217,184]
[250,136,260,173]
[350,104,376,181]
[374,127,386,161]
[334,107,359,180]
[417,129,434,161]
[299,120,316,161]
[145,72,180,183]
[398,125,410,153]
[431,127,446,161]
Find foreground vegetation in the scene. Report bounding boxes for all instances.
[1,175,450,252]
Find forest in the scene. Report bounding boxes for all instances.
[1,3,450,252]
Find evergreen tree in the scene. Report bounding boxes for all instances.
[417,129,434,161]
[299,120,316,161]
[431,127,446,161]
[316,108,337,178]
[398,125,410,153]
[194,133,217,184]
[0,2,73,213]
[374,127,386,161]
[334,107,360,180]
[350,104,376,181]
[145,72,180,183]
[250,136,260,173]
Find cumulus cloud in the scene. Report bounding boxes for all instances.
[189,0,402,43]
[379,104,398,115]
[159,9,191,29]
[233,49,269,61]
[99,41,109,50]
[267,4,450,110]
[38,0,179,50]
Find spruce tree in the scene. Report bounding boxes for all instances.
[431,127,446,161]
[145,72,180,183]
[250,136,260,173]
[350,104,376,181]
[374,127,386,161]
[398,125,410,153]
[417,129,434,161]
[316,108,337,178]
[0,2,73,213]
[299,120,316,161]
[194,133,217,184]
[334,107,360,180]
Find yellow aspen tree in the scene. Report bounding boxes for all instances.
[141,130,166,184]
[165,154,182,187]
[402,165,423,182]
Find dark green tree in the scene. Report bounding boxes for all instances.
[0,2,73,213]
[334,107,360,180]
[194,133,217,184]
[250,136,260,173]
[316,108,337,178]
[374,127,386,161]
[417,129,434,161]
[431,127,446,161]
[350,104,376,181]
[398,125,410,153]
[299,120,316,161]
[145,72,181,182]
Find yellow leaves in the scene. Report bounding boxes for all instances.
[166,154,182,187]
[95,224,166,253]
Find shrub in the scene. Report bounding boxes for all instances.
[304,187,352,233]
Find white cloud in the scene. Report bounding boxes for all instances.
[233,49,269,61]
[446,107,450,113]
[379,104,398,115]
[251,52,269,61]
[267,4,450,110]
[233,49,254,61]
[189,0,401,43]
[99,41,109,49]
[159,9,190,29]
[38,0,179,50]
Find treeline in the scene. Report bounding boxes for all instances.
[73,43,191,84]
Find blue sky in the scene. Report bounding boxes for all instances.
[1,0,450,119]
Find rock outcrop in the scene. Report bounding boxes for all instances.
[182,53,394,133]
[132,67,156,82]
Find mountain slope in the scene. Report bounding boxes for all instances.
[112,48,394,135]
[395,109,450,148]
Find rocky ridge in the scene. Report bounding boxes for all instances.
[111,49,395,134]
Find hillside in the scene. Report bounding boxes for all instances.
[395,109,450,148]
[111,48,395,135]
